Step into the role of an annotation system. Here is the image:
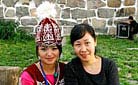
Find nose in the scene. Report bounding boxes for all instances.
[46,48,52,57]
[80,45,87,52]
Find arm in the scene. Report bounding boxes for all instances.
[64,64,78,85]
[107,61,120,85]
[20,71,34,85]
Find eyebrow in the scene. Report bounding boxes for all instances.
[84,39,90,41]
[75,39,90,43]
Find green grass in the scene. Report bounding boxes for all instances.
[0,35,138,84]
[96,36,138,85]
[0,40,37,68]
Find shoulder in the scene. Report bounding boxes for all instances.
[69,57,80,65]
[131,20,137,25]
[24,63,38,73]
[58,62,65,81]
[65,57,82,72]
[102,57,118,72]
[22,63,39,78]
[59,62,66,72]
[59,62,65,67]
[20,71,34,82]
[102,57,116,65]
[133,20,137,23]
[23,63,43,79]
[20,64,37,84]
[59,62,65,73]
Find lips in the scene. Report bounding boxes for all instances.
[80,54,88,58]
[45,57,55,61]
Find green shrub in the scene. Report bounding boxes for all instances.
[0,19,34,41]
[14,28,34,42]
[0,19,18,40]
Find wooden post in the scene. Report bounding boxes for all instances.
[0,66,21,85]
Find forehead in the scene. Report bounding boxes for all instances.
[75,32,94,42]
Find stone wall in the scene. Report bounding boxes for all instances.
[0,0,138,36]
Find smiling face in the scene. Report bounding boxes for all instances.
[73,32,97,62]
[38,44,60,65]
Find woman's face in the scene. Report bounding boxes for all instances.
[38,44,60,65]
[73,32,97,62]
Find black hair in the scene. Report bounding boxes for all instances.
[128,16,134,20]
[70,23,96,46]
[36,45,62,58]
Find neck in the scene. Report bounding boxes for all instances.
[82,56,101,74]
[82,55,98,66]
[40,61,56,74]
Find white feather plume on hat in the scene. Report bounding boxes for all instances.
[36,1,57,21]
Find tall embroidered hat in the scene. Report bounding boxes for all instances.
[35,1,61,46]
[35,18,62,46]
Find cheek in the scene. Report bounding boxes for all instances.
[39,52,45,58]
[88,46,95,53]
[38,50,46,57]
[90,45,95,49]
[74,47,80,54]
[55,51,60,57]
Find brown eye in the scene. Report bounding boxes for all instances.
[86,42,90,45]
[51,45,58,50]
[40,47,47,51]
[74,43,80,47]
[52,47,58,50]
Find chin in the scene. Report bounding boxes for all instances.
[80,58,89,62]
[46,62,55,65]
[45,60,56,65]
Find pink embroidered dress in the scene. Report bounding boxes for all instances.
[20,62,65,85]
